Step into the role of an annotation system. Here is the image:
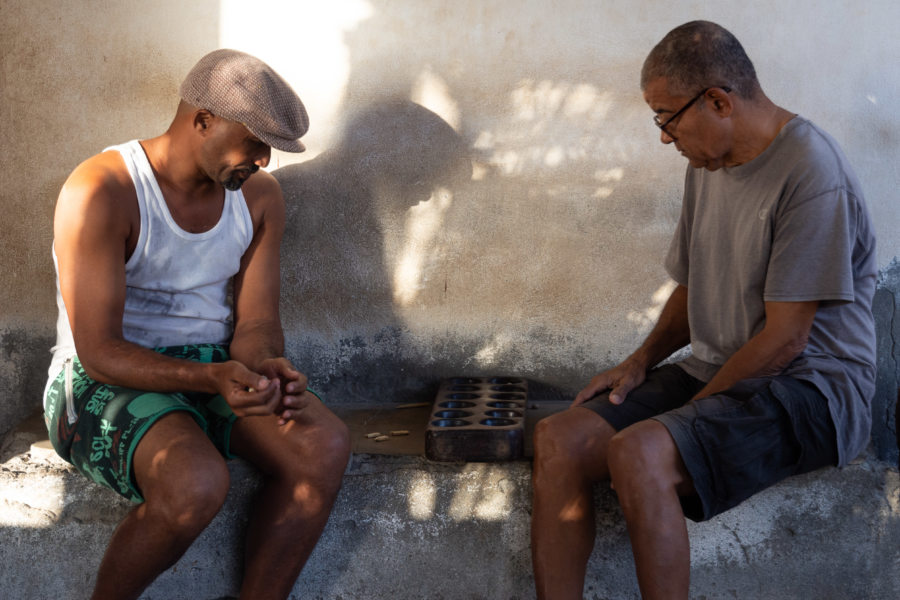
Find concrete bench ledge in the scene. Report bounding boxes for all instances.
[2,409,899,600]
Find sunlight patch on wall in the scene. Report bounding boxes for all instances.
[411,66,461,132]
[473,332,512,366]
[393,187,453,306]
[626,279,676,334]
[593,166,624,199]
[218,0,373,166]
[475,79,617,177]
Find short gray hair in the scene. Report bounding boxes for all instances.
[640,21,759,99]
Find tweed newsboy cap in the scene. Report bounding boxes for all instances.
[180,49,308,152]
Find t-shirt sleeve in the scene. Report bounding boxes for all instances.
[764,187,858,303]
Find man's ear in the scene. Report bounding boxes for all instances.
[193,109,215,135]
[709,88,733,117]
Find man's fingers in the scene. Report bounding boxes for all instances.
[283,378,307,395]
[572,375,612,407]
[278,390,320,423]
[230,378,281,415]
[608,389,625,405]
[608,380,636,405]
[258,358,308,395]
[572,388,597,407]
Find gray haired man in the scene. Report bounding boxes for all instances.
[531,21,876,600]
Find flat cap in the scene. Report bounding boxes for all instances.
[180,49,308,152]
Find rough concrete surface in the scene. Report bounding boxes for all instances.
[2,410,898,600]
[2,3,900,598]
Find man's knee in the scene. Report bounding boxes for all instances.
[282,412,351,482]
[607,421,683,494]
[533,409,614,480]
[142,454,230,533]
[309,415,351,475]
[533,412,576,464]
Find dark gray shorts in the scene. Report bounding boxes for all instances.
[581,364,838,521]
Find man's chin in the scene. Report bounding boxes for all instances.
[222,178,245,191]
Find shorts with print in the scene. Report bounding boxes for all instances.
[580,364,838,522]
[44,343,236,503]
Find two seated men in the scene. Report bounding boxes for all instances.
[44,21,875,600]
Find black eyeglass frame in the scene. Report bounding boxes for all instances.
[653,86,732,137]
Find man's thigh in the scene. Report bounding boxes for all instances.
[44,344,236,502]
[653,376,838,522]
[580,364,705,431]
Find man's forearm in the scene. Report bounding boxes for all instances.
[693,326,807,400]
[693,300,817,399]
[78,338,223,393]
[229,318,286,371]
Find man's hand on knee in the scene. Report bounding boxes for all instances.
[573,358,647,407]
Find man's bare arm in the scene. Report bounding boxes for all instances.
[691,300,818,400]
[229,170,313,421]
[573,284,691,406]
[54,153,281,416]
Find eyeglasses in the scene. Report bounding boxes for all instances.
[653,86,731,138]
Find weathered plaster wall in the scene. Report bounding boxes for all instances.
[2,1,898,461]
[0,0,220,435]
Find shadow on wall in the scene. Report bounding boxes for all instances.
[273,3,673,402]
[274,100,472,401]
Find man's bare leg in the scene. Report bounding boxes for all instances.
[230,397,350,600]
[531,407,618,600]
[91,412,231,600]
[608,420,693,600]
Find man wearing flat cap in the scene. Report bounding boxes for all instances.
[43,49,350,600]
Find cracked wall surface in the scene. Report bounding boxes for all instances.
[874,260,900,464]
[2,2,899,468]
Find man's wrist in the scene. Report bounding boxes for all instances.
[200,360,225,394]
[624,350,653,373]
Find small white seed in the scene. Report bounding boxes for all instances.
[365,432,382,439]
[374,435,390,442]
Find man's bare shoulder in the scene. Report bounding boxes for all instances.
[59,150,135,208]
[241,169,283,202]
[55,150,137,236]
[240,169,286,227]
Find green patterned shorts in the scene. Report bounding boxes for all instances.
[44,344,237,503]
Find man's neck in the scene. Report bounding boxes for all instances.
[725,97,795,167]
[140,134,217,199]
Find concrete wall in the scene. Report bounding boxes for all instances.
[1,1,898,461]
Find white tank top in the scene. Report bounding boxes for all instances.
[45,140,254,398]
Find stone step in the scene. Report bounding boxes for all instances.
[2,409,898,599]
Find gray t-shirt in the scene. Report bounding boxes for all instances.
[665,116,877,466]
